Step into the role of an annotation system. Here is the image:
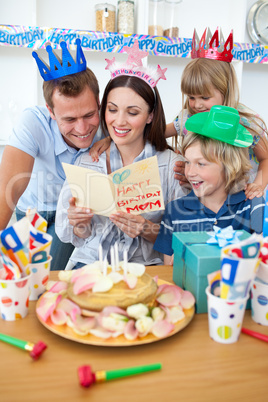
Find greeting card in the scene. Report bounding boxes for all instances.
[62,156,164,217]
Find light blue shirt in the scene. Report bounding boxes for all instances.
[8,106,101,212]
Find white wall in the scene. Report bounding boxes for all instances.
[147,0,267,128]
[0,0,267,155]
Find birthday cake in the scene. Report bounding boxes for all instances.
[36,261,195,340]
[67,263,158,312]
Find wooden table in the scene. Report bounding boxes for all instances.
[1,266,267,402]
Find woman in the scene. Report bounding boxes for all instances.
[55,71,186,268]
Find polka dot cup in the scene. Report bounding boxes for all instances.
[29,256,52,301]
[256,261,268,285]
[206,286,248,344]
[251,280,268,326]
[0,269,32,321]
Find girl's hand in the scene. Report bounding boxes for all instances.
[67,197,94,238]
[244,183,264,199]
[174,160,191,188]
[89,137,111,162]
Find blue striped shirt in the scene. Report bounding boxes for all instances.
[154,190,265,256]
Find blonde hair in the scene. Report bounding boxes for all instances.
[181,132,251,194]
[180,58,267,139]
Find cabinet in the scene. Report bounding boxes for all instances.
[0,0,267,148]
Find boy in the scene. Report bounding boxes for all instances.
[154,105,265,265]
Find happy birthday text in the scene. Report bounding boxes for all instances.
[1,25,267,63]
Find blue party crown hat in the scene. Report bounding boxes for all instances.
[32,38,86,81]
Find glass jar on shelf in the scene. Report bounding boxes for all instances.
[148,0,164,36]
[95,3,116,32]
[163,0,182,38]
[117,0,135,35]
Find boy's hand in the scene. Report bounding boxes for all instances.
[164,254,174,266]
[89,137,111,162]
[174,160,191,188]
[244,182,264,199]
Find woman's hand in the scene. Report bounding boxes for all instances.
[67,197,94,238]
[109,212,160,242]
[89,137,111,162]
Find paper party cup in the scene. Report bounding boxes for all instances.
[206,286,248,344]
[251,280,268,326]
[256,261,268,284]
[29,230,53,264]
[29,256,52,301]
[220,254,260,300]
[0,269,31,321]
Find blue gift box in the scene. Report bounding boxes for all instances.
[172,231,251,313]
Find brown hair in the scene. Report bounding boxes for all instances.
[43,68,99,110]
[181,132,251,193]
[100,75,169,152]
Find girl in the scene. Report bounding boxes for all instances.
[166,58,268,199]
[154,105,265,265]
[91,58,268,200]
[55,74,186,268]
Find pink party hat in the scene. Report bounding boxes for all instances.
[105,40,167,89]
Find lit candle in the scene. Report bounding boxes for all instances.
[123,250,128,275]
[114,242,119,270]
[110,246,115,272]
[99,244,103,264]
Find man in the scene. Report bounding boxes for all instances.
[0,39,101,270]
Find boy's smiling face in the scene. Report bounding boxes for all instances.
[184,141,227,208]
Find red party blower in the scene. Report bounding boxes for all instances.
[78,363,162,388]
[0,333,47,360]
[242,327,268,343]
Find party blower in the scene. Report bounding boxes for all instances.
[0,333,47,360]
[78,363,162,388]
[242,328,268,343]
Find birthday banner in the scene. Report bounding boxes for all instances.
[1,24,268,64]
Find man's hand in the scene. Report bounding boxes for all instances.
[0,146,34,229]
